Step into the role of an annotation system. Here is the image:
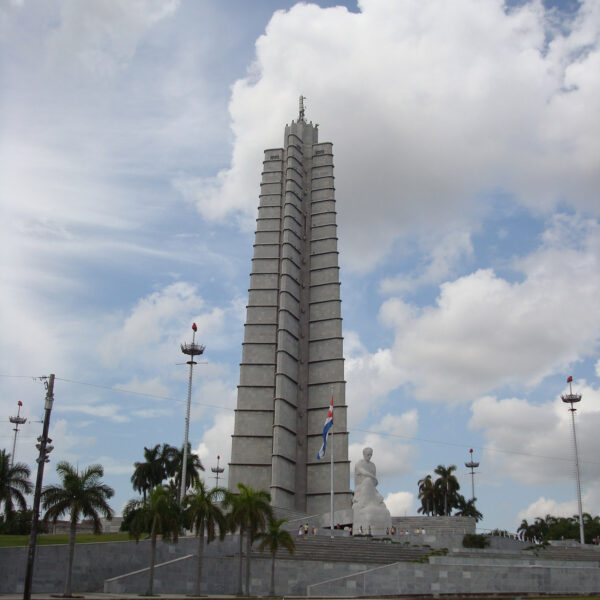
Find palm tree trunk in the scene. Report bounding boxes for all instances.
[245,533,251,596]
[270,552,275,596]
[147,532,157,595]
[64,516,77,597]
[237,527,244,595]
[195,522,204,596]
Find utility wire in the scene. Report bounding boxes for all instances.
[2,373,598,466]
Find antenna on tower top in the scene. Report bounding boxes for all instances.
[299,95,306,122]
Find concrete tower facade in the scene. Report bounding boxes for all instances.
[229,104,352,514]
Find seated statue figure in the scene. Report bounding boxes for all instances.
[352,447,392,536]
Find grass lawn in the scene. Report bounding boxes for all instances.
[0,532,133,547]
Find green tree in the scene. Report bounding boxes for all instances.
[255,517,295,596]
[0,449,32,520]
[41,462,114,597]
[454,495,483,521]
[123,485,182,596]
[224,483,272,596]
[434,464,460,516]
[517,519,533,542]
[131,443,175,501]
[184,481,228,596]
[167,443,204,495]
[417,474,436,516]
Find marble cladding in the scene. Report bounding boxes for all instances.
[229,118,351,513]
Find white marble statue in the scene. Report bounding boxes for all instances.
[352,447,392,536]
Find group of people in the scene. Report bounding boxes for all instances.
[297,523,316,536]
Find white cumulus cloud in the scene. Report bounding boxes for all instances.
[183,0,600,270]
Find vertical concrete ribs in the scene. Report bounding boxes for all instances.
[229,115,351,514]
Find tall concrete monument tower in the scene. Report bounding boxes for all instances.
[229,99,352,514]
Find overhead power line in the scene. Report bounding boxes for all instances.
[2,373,598,466]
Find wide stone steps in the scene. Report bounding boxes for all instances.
[455,547,600,563]
[250,534,432,564]
[526,546,600,562]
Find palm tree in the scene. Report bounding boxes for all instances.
[417,474,436,516]
[255,517,294,596]
[131,443,176,501]
[184,481,228,596]
[0,449,32,519]
[517,519,531,541]
[167,443,204,495]
[41,462,114,597]
[124,485,182,596]
[454,495,483,521]
[224,483,272,596]
[434,464,460,516]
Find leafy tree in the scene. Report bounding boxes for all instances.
[123,485,182,596]
[520,512,600,545]
[434,464,460,516]
[255,517,295,596]
[131,444,174,501]
[224,483,272,596]
[417,474,436,516]
[167,443,204,496]
[454,495,483,521]
[184,481,228,596]
[0,449,33,519]
[41,462,114,597]
[462,533,490,548]
[0,509,45,535]
[518,519,534,542]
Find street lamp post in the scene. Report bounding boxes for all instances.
[561,376,585,545]
[179,323,205,504]
[465,449,479,502]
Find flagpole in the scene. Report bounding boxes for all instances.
[330,390,334,539]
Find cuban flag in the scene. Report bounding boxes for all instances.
[317,396,334,460]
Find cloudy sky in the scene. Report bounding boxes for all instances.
[1,0,599,534]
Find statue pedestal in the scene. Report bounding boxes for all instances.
[353,503,392,537]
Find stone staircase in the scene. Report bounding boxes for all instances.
[524,544,600,562]
[451,544,600,564]
[392,515,475,535]
[250,533,432,564]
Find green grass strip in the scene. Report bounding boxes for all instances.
[0,532,133,547]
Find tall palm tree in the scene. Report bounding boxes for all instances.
[131,444,161,501]
[0,449,32,519]
[417,474,436,516]
[41,462,114,597]
[167,443,204,495]
[184,481,228,596]
[454,495,483,521]
[434,464,460,516]
[224,483,272,596]
[255,517,294,596]
[124,485,182,596]
[517,519,531,541]
[131,443,174,500]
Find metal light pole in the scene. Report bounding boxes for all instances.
[211,455,225,487]
[179,323,205,504]
[465,448,479,501]
[561,376,585,545]
[9,401,27,467]
[23,374,55,600]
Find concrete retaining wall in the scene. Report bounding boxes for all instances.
[105,554,372,596]
[0,536,199,594]
[307,556,600,596]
